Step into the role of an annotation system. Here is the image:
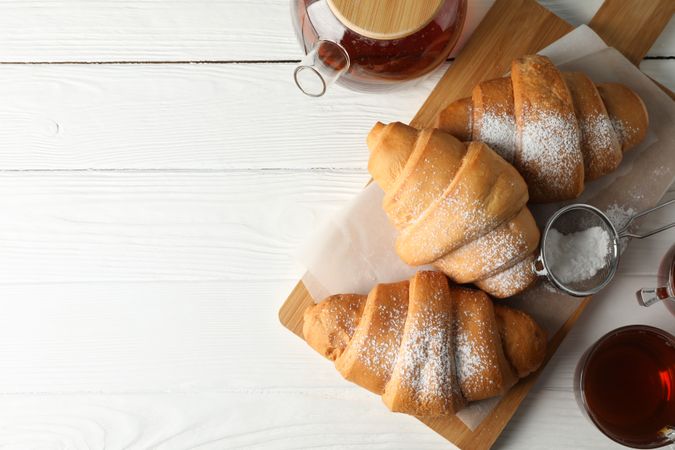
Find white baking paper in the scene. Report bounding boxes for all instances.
[300,182,433,301]
[296,25,675,430]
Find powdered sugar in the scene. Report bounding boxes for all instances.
[436,220,531,283]
[354,296,407,378]
[579,113,620,172]
[476,111,516,163]
[357,334,400,377]
[519,110,583,193]
[352,286,501,404]
[605,203,636,231]
[604,203,637,254]
[610,118,638,147]
[546,226,611,283]
[322,296,365,359]
[394,306,460,404]
[476,255,536,298]
[405,187,495,264]
[466,226,529,277]
[455,322,489,383]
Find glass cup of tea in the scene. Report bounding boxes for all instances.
[574,325,675,448]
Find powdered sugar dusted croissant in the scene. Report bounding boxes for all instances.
[303,271,547,417]
[436,55,648,203]
[367,121,540,298]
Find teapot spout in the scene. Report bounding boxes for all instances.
[294,40,349,97]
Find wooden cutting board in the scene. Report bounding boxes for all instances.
[279,0,674,448]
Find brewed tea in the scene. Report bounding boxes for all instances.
[581,326,674,447]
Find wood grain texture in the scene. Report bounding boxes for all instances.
[0,280,305,392]
[0,63,670,171]
[0,268,670,448]
[0,392,454,449]
[0,60,675,170]
[410,0,573,128]
[589,0,675,99]
[411,0,675,126]
[0,171,364,284]
[0,221,670,394]
[327,0,445,39]
[0,64,441,170]
[589,0,675,65]
[0,172,669,288]
[0,0,298,62]
[0,0,670,448]
[0,0,670,62]
[0,261,670,447]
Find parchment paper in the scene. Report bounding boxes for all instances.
[296,25,675,430]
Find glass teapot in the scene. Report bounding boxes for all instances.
[291,0,467,96]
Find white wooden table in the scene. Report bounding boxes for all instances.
[0,1,672,448]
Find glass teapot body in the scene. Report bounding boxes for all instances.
[291,0,467,96]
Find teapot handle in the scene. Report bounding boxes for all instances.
[294,40,350,97]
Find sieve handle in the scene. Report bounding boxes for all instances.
[618,198,675,239]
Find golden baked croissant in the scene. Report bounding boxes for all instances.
[367,121,540,298]
[436,55,648,203]
[303,271,547,417]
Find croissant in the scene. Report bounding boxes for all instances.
[303,271,547,417]
[367,121,540,298]
[436,55,648,203]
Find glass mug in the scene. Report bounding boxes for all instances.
[575,325,675,448]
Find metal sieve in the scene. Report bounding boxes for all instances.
[533,199,675,297]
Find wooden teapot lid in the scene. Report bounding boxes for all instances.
[327,0,444,40]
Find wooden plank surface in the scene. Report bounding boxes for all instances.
[588,0,675,99]
[0,63,669,171]
[0,183,668,395]
[0,241,672,447]
[0,170,666,288]
[0,64,439,170]
[0,171,363,284]
[0,0,671,448]
[0,0,670,61]
[589,0,675,65]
